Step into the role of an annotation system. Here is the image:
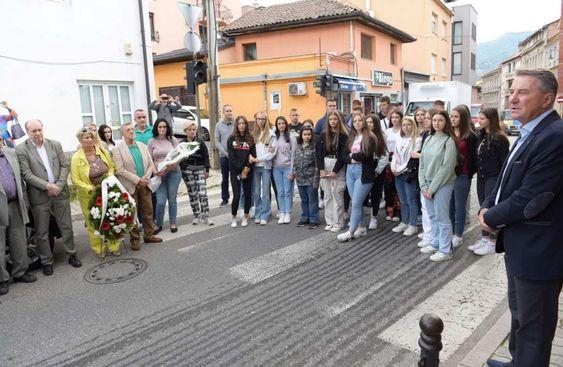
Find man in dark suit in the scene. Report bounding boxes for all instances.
[16,119,81,276]
[479,69,563,367]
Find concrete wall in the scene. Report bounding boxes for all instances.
[0,0,155,152]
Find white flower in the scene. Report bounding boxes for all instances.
[90,207,101,219]
[120,223,127,229]
[113,226,121,234]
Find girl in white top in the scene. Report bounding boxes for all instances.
[272,116,297,224]
[383,109,403,221]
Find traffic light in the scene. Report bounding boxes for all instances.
[185,60,208,94]
[314,74,332,97]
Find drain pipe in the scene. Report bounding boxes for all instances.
[138,0,153,124]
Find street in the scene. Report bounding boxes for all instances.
[0,185,509,367]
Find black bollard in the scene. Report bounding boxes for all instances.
[418,313,444,367]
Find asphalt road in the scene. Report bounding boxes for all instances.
[0,185,506,367]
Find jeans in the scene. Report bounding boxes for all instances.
[395,173,420,226]
[272,167,294,214]
[253,166,271,220]
[220,156,230,202]
[155,169,182,226]
[449,174,471,236]
[298,185,319,224]
[424,183,454,254]
[346,164,373,232]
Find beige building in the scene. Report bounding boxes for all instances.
[479,67,501,109]
[499,52,521,112]
[344,0,453,91]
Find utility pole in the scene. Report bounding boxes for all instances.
[205,0,221,168]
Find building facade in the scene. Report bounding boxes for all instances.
[0,0,155,151]
[479,67,501,110]
[450,4,478,86]
[499,53,521,112]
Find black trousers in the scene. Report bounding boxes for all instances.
[506,258,562,367]
[230,170,252,216]
[364,173,385,217]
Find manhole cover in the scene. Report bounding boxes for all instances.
[84,258,148,284]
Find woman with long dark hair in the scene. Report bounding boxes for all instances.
[418,110,458,262]
[365,114,388,230]
[148,118,181,234]
[316,111,348,232]
[469,107,509,255]
[337,112,377,241]
[449,105,478,248]
[273,116,297,224]
[97,124,116,151]
[228,116,256,228]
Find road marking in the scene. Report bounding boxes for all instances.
[379,254,507,360]
[177,232,238,253]
[229,232,337,284]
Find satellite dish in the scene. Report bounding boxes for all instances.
[184,31,202,53]
[177,2,202,30]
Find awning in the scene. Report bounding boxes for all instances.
[333,76,367,92]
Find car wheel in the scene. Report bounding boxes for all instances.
[200,127,210,141]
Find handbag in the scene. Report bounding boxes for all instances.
[10,118,26,139]
[323,156,337,174]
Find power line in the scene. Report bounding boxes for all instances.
[0,54,141,66]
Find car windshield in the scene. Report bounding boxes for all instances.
[406,101,434,116]
[470,106,481,118]
[172,109,195,120]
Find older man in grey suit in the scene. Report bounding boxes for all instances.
[16,119,81,276]
[0,136,37,296]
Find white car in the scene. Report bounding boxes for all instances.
[171,106,210,141]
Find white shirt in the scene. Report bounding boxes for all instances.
[32,141,56,184]
[392,135,422,174]
[385,127,401,153]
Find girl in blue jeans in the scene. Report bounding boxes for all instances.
[337,112,377,242]
[292,126,319,228]
[272,116,297,224]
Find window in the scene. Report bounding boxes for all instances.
[390,43,396,65]
[78,83,133,139]
[431,54,437,74]
[159,86,195,106]
[361,34,373,60]
[471,23,477,41]
[453,21,462,45]
[471,53,476,71]
[442,21,447,39]
[431,13,437,34]
[243,43,257,61]
[452,52,462,75]
[149,13,156,41]
[441,57,446,75]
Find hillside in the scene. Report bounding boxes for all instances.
[477,31,532,76]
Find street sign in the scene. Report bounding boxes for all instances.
[184,31,202,54]
[177,2,202,30]
[372,69,393,87]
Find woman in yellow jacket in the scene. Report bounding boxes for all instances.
[71,128,120,258]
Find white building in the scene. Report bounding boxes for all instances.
[479,67,501,110]
[0,0,156,151]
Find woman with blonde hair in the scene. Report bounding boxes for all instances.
[71,128,120,258]
[391,116,422,236]
[249,111,276,224]
[337,112,377,242]
[316,111,348,232]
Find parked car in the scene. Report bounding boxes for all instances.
[501,110,520,136]
[171,106,210,141]
[470,104,482,129]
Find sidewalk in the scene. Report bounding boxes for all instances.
[459,293,563,367]
[70,168,223,221]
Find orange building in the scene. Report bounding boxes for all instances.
[154,0,415,122]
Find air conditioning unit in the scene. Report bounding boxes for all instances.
[288,82,307,96]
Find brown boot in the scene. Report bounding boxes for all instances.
[131,241,141,251]
[144,236,163,243]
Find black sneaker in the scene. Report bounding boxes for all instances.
[13,272,37,283]
[297,221,309,227]
[309,223,318,229]
[219,200,228,207]
[0,281,8,296]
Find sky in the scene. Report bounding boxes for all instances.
[240,0,561,43]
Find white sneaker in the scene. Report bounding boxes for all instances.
[452,235,463,249]
[403,225,418,236]
[353,226,368,238]
[417,232,424,239]
[417,239,429,248]
[192,217,199,225]
[392,216,400,222]
[254,218,261,224]
[337,231,353,242]
[260,219,267,226]
[368,217,378,230]
[231,220,238,228]
[278,215,285,224]
[420,245,438,254]
[330,226,342,233]
[241,218,248,227]
[204,217,214,226]
[283,213,291,224]
[474,241,496,255]
[467,239,486,251]
[429,252,453,262]
[392,223,408,233]
[324,225,332,231]
[385,215,392,221]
